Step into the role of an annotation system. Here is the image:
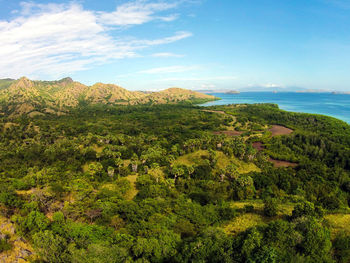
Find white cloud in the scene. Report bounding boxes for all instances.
[139,65,198,74]
[98,1,178,26]
[131,31,192,47]
[0,1,192,79]
[151,52,184,57]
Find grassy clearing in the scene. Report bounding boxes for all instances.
[230,200,294,216]
[174,150,260,174]
[224,213,270,235]
[224,200,295,235]
[174,150,209,166]
[215,151,260,174]
[325,214,350,239]
[124,174,139,200]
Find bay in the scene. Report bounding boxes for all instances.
[200,92,350,124]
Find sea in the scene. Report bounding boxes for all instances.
[200,92,350,124]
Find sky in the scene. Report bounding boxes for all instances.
[0,0,350,91]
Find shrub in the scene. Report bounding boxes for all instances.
[244,205,255,213]
[263,198,278,217]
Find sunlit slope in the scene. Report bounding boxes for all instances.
[0,77,216,117]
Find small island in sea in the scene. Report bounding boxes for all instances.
[225,90,240,94]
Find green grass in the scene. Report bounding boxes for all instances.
[224,213,270,235]
[224,200,295,235]
[325,214,350,239]
[174,150,260,174]
[124,174,139,200]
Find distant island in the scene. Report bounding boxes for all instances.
[331,91,350,95]
[225,90,240,94]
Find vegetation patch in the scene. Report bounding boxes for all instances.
[326,214,350,239]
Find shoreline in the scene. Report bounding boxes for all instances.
[198,92,350,124]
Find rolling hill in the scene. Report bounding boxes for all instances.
[0,77,216,117]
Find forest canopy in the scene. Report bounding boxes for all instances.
[0,103,350,262]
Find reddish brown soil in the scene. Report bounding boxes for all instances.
[269,158,298,168]
[252,142,265,151]
[269,125,293,136]
[213,130,243,136]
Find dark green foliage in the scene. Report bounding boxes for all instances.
[291,201,324,219]
[14,211,50,236]
[244,204,255,213]
[0,234,12,253]
[263,198,279,217]
[333,233,350,263]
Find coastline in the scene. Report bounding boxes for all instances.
[199,92,350,124]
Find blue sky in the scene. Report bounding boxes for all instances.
[1,0,350,91]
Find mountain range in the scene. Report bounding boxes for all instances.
[0,77,216,117]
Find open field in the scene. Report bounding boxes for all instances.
[224,200,295,235]
[174,150,260,174]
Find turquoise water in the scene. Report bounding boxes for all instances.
[200,92,350,124]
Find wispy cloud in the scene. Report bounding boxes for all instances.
[0,1,192,79]
[247,83,283,88]
[139,65,198,74]
[98,1,178,26]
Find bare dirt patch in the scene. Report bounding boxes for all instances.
[269,125,293,136]
[251,142,297,167]
[213,130,243,136]
[269,158,298,168]
[252,142,265,151]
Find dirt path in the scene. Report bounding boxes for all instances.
[203,110,241,136]
[213,130,243,136]
[202,110,227,115]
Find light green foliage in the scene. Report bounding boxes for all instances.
[14,211,49,235]
[33,230,70,263]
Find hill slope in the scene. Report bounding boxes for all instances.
[0,77,216,117]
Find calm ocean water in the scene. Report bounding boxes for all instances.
[200,92,350,124]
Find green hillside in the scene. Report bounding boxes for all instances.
[0,77,216,117]
[1,103,350,262]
